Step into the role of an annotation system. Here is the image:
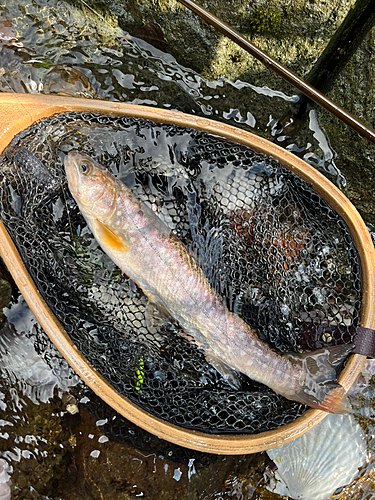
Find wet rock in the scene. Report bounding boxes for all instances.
[0,59,95,97]
[0,260,11,329]
[0,281,10,329]
[0,392,73,499]
[55,408,265,500]
[0,279,11,309]
[62,392,80,415]
[318,24,375,226]
[131,22,167,51]
[0,20,23,47]
[84,0,352,84]
[43,65,95,98]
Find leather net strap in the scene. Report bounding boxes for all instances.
[353,327,375,358]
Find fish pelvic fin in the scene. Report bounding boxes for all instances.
[94,219,128,252]
[287,344,354,413]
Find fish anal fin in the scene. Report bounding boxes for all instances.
[205,353,241,390]
[94,219,128,252]
[144,294,172,329]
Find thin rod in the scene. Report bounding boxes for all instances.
[178,0,375,145]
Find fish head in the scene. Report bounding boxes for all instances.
[64,152,117,218]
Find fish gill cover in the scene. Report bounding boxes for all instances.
[0,112,362,434]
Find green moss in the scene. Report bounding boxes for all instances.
[249,4,281,34]
[134,356,145,391]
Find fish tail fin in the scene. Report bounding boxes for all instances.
[288,344,354,413]
[293,380,352,413]
[319,384,352,413]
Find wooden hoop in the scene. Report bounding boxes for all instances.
[0,93,373,454]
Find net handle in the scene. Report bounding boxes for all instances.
[0,93,373,454]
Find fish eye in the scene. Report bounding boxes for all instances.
[80,161,92,175]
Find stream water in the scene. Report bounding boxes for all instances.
[0,0,375,499]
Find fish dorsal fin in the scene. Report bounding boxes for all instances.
[94,219,128,252]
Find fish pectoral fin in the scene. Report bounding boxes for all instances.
[144,295,172,329]
[94,219,128,252]
[205,353,241,390]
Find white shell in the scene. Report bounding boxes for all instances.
[0,459,11,500]
[266,413,367,500]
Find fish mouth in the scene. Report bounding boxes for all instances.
[64,151,81,195]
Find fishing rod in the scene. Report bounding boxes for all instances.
[178,0,375,145]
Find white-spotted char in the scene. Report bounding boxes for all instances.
[65,152,351,413]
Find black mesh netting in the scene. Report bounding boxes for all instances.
[0,112,362,435]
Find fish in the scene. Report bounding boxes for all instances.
[64,151,352,413]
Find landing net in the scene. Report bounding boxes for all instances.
[0,112,361,434]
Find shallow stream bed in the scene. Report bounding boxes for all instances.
[0,1,375,499]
